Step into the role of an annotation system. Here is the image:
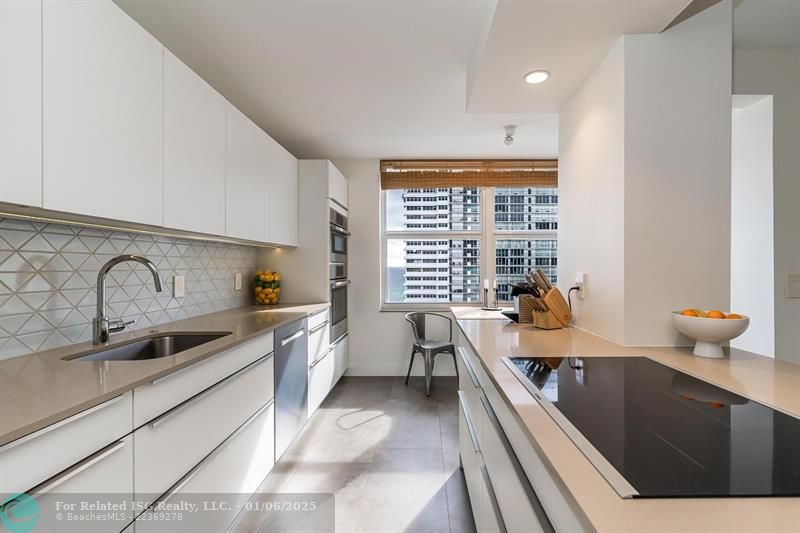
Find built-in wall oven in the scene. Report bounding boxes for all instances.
[329,205,349,341]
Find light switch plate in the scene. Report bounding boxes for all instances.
[173,275,185,298]
[786,273,800,298]
[234,272,242,291]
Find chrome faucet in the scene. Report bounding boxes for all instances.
[93,255,163,345]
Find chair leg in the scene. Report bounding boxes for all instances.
[424,351,433,397]
[404,347,416,385]
[451,352,459,379]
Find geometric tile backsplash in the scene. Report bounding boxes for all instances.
[0,217,259,360]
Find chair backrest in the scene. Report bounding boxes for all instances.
[404,312,452,343]
[405,312,427,343]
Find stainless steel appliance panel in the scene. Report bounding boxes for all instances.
[330,279,349,342]
[274,318,308,459]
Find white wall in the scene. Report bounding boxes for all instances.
[558,39,626,345]
[558,1,733,346]
[734,49,800,364]
[731,95,774,357]
[332,159,455,376]
[622,1,732,346]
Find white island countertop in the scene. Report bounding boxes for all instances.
[451,306,800,533]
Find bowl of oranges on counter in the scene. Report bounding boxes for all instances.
[254,270,281,305]
[671,308,749,359]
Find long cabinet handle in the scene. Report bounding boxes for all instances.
[308,321,329,335]
[28,439,126,497]
[457,347,481,389]
[148,354,272,429]
[457,391,480,454]
[280,329,305,346]
[480,464,508,533]
[0,395,124,453]
[309,347,333,370]
[479,391,555,533]
[329,280,350,289]
[148,399,274,511]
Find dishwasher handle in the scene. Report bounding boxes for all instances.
[280,329,306,347]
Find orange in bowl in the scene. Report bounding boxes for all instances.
[681,309,699,317]
[707,310,726,319]
[726,313,743,320]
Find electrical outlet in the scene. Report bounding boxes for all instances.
[173,275,185,298]
[234,272,242,291]
[575,272,586,299]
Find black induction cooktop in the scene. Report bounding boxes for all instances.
[503,356,800,498]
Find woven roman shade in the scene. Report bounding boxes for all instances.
[380,159,558,190]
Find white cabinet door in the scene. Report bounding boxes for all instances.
[226,104,269,242]
[308,349,335,416]
[333,332,348,382]
[0,0,42,206]
[164,49,226,235]
[137,402,274,533]
[34,435,134,533]
[267,137,298,246]
[42,0,163,226]
[327,161,348,209]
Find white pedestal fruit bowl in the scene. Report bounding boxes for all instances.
[671,312,750,358]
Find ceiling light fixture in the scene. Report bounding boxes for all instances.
[524,70,550,84]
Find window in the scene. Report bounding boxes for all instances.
[383,186,558,306]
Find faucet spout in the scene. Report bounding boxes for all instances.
[94,255,163,345]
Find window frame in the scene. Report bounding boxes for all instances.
[380,187,557,311]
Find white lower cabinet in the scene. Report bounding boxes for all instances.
[458,393,484,528]
[32,435,134,533]
[457,337,590,533]
[333,333,349,382]
[136,401,275,533]
[0,392,133,495]
[134,354,274,499]
[308,347,335,416]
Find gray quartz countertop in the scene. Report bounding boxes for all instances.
[0,303,328,447]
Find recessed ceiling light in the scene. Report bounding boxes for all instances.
[524,70,550,84]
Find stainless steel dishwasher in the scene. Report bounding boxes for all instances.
[274,318,308,460]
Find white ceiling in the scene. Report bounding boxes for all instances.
[466,0,690,113]
[115,0,688,161]
[734,0,800,49]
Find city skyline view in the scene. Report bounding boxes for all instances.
[385,187,558,303]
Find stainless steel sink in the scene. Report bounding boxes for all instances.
[64,332,232,362]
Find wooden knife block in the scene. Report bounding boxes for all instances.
[532,310,564,330]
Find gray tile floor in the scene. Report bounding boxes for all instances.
[233,377,475,533]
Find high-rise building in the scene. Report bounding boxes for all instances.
[402,188,480,302]
[494,187,559,301]
[392,187,558,303]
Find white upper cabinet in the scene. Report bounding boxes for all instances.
[0,0,42,206]
[225,104,269,242]
[268,137,299,246]
[164,49,226,235]
[42,0,164,226]
[327,162,348,209]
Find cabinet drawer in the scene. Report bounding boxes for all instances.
[481,377,586,532]
[332,332,348,381]
[0,392,132,494]
[458,392,483,529]
[457,346,483,435]
[30,435,134,533]
[133,332,273,427]
[308,348,335,416]
[134,355,274,498]
[308,319,330,364]
[478,391,550,533]
[308,308,329,332]
[137,402,275,533]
